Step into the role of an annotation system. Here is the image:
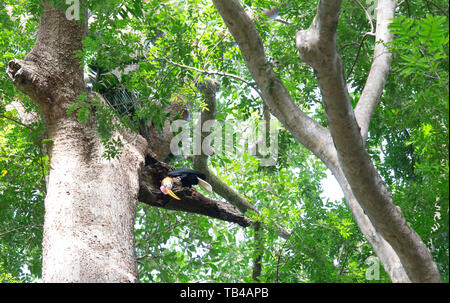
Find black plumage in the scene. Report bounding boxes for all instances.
[168,168,206,188]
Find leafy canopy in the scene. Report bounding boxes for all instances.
[0,0,448,282]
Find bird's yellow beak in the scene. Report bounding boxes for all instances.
[166,188,181,200]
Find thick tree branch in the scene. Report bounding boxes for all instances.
[212,0,333,165]
[296,0,441,282]
[212,0,408,281]
[326,157,411,282]
[193,77,291,239]
[138,154,251,228]
[193,78,257,214]
[354,0,395,141]
[211,0,435,282]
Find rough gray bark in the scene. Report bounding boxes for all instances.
[7,3,146,282]
[39,118,146,282]
[212,0,441,282]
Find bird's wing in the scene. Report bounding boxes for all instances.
[197,177,212,193]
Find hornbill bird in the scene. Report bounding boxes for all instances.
[160,168,212,200]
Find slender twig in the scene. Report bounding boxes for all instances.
[0,114,34,130]
[203,33,229,70]
[339,42,361,51]
[353,0,374,33]
[275,250,281,283]
[404,129,415,179]
[397,0,411,17]
[136,253,161,261]
[0,154,21,158]
[154,66,177,95]
[148,49,260,91]
[272,17,292,25]
[338,246,351,275]
[346,32,375,78]
[417,43,449,93]
[163,57,254,86]
[425,0,448,17]
[0,224,43,237]
[380,142,386,157]
[275,231,292,283]
[336,243,346,265]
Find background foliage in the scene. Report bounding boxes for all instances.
[0,0,448,282]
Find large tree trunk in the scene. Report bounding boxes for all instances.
[7,3,147,282]
[41,117,146,282]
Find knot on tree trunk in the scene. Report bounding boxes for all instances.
[6,59,49,101]
[295,25,337,71]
